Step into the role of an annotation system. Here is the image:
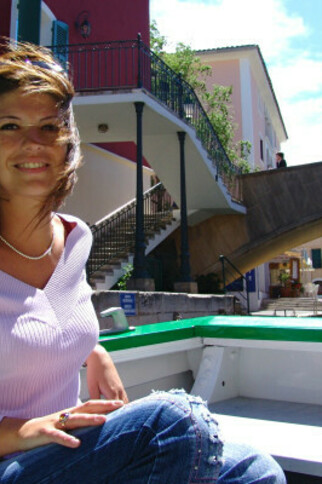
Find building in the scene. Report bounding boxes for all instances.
[198,46,287,171]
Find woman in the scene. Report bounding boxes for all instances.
[0,39,285,483]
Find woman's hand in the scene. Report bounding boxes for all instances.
[86,345,129,403]
[0,399,124,456]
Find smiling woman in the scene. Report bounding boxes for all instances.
[0,41,81,289]
[0,39,286,484]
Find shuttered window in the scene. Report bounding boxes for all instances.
[312,249,322,269]
[17,0,41,44]
[52,20,69,69]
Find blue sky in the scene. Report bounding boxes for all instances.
[150,0,322,166]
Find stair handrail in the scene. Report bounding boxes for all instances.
[140,42,241,196]
[219,254,250,314]
[86,183,173,277]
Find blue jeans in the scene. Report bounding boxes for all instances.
[0,390,285,483]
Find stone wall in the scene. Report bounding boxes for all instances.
[92,291,236,329]
[169,162,322,281]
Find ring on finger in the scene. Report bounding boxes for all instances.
[58,412,70,427]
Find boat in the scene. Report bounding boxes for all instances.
[80,308,322,482]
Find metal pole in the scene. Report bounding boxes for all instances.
[132,101,148,278]
[178,73,184,119]
[137,33,142,88]
[219,255,226,293]
[177,131,192,282]
[245,277,250,314]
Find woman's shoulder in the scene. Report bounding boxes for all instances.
[57,213,93,262]
[57,213,92,237]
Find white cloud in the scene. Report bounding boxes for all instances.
[270,55,322,100]
[281,97,322,164]
[150,0,306,60]
[151,0,322,166]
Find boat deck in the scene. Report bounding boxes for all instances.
[97,314,322,478]
[209,397,322,476]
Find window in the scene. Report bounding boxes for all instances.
[312,249,322,268]
[260,139,263,161]
[17,0,41,44]
[52,20,69,69]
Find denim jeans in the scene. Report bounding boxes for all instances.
[0,390,285,483]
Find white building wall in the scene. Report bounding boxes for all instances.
[61,144,153,224]
[10,0,18,39]
[40,2,56,46]
[240,59,255,168]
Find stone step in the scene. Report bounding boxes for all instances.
[90,254,132,262]
[261,297,322,311]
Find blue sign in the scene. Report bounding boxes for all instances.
[120,293,136,316]
[246,269,256,293]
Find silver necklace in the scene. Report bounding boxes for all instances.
[0,231,55,260]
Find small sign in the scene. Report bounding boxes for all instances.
[120,293,136,316]
[246,269,256,293]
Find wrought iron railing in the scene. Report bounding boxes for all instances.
[219,255,250,314]
[145,48,241,199]
[86,183,173,277]
[50,36,241,201]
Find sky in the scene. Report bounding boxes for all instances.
[150,0,322,166]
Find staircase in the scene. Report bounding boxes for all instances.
[54,38,243,209]
[261,297,322,316]
[87,183,180,290]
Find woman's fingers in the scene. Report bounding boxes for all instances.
[39,400,125,449]
[45,427,81,449]
[72,399,124,415]
[56,412,107,430]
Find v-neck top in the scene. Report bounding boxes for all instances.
[0,214,99,420]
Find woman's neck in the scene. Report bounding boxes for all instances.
[0,197,53,252]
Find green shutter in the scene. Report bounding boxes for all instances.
[17,0,41,44]
[312,249,322,269]
[51,20,69,69]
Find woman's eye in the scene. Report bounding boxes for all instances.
[0,123,19,130]
[41,124,60,132]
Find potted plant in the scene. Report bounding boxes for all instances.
[291,279,302,297]
[279,270,292,297]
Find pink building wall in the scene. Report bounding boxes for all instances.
[44,0,150,45]
[0,0,12,38]
[0,1,149,45]
[201,51,282,170]
[203,59,243,146]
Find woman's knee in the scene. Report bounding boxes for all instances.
[136,390,224,481]
[219,441,286,483]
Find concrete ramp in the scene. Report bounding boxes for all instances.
[179,162,322,279]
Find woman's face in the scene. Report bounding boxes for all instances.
[0,88,68,202]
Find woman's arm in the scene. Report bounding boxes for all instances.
[86,345,129,403]
[0,400,123,457]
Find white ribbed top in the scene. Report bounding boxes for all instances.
[0,214,99,420]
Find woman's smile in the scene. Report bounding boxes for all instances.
[14,161,49,172]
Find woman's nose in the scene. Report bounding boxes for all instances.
[23,126,45,145]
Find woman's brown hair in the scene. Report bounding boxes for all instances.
[0,38,81,218]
